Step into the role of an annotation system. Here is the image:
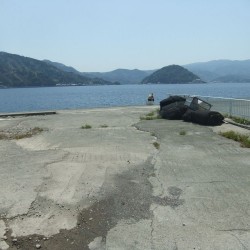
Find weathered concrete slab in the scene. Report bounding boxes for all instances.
[0,106,249,249]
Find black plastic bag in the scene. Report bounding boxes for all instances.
[160,101,188,120]
[160,96,186,110]
[183,109,224,126]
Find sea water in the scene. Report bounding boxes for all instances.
[0,83,249,113]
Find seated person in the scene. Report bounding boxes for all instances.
[148,93,154,102]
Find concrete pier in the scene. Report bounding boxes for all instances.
[0,106,249,250]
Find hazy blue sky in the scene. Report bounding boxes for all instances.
[1,0,250,71]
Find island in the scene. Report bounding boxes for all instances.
[141,65,205,84]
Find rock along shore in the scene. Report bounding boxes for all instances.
[0,106,250,250]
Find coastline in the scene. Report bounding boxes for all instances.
[0,106,250,249]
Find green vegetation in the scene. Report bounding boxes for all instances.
[0,52,115,88]
[146,111,155,117]
[0,127,44,140]
[231,117,250,125]
[141,65,204,84]
[153,142,160,149]
[100,124,108,128]
[149,172,156,177]
[81,124,92,129]
[225,115,250,125]
[140,110,160,120]
[140,116,155,120]
[219,130,250,148]
[179,130,186,135]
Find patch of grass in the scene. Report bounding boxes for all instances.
[224,114,250,125]
[32,127,44,133]
[149,172,156,177]
[152,141,160,149]
[231,117,250,125]
[13,127,44,140]
[81,124,92,129]
[140,116,155,120]
[146,111,155,117]
[13,134,28,140]
[0,127,44,140]
[140,110,161,121]
[0,133,8,140]
[220,130,250,148]
[100,124,108,128]
[151,132,156,137]
[179,130,186,136]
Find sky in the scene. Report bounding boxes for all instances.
[1,0,250,72]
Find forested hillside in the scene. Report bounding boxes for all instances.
[141,65,203,84]
[0,52,115,87]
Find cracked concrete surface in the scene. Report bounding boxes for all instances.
[0,106,250,249]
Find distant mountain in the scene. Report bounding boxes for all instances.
[43,59,80,74]
[83,69,156,84]
[43,60,153,84]
[0,52,116,88]
[141,65,203,84]
[212,75,250,83]
[184,60,250,82]
[45,59,250,84]
[3,52,249,88]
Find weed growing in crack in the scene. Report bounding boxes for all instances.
[81,124,92,129]
[179,130,186,136]
[140,110,161,121]
[100,124,108,128]
[153,142,160,149]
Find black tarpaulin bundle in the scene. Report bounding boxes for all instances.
[182,109,224,126]
[159,95,224,126]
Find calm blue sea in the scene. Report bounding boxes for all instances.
[0,83,250,113]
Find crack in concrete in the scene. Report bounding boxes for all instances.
[150,205,158,250]
[229,232,249,250]
[173,242,178,250]
[9,148,184,249]
[135,122,166,198]
[219,229,250,232]
[154,171,165,197]
[5,119,185,249]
